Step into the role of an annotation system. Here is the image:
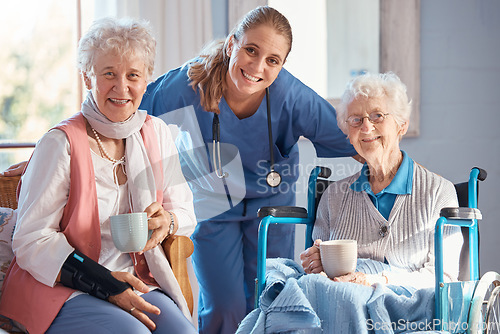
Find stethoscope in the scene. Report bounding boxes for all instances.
[212,87,282,187]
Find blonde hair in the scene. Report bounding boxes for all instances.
[187,6,292,113]
[77,17,156,80]
[336,72,412,134]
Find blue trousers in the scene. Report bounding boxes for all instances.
[192,217,295,334]
[46,289,197,334]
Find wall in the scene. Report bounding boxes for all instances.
[401,0,500,274]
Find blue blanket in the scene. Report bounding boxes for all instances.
[237,259,445,334]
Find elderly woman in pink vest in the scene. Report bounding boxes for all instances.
[0,18,197,334]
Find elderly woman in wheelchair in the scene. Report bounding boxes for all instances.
[237,72,476,334]
[300,72,463,290]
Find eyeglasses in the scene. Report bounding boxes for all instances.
[346,112,390,128]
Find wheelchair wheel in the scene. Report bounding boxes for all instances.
[468,271,500,334]
[485,285,500,333]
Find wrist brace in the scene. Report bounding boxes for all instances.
[60,250,131,300]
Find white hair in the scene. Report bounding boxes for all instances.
[336,72,412,134]
[77,17,156,80]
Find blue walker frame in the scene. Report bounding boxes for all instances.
[256,166,326,306]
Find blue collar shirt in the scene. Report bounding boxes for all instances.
[350,150,414,220]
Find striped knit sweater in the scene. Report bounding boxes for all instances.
[312,162,463,289]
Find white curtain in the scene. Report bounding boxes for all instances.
[228,0,267,29]
[94,0,213,80]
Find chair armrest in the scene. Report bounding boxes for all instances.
[0,175,21,209]
[257,206,307,218]
[440,207,482,220]
[162,235,194,315]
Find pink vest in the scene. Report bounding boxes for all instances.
[0,113,164,334]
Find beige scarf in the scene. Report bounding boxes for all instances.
[81,92,156,213]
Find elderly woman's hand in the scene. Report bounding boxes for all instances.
[333,272,371,286]
[333,272,389,286]
[140,202,178,254]
[108,271,160,331]
[300,239,324,274]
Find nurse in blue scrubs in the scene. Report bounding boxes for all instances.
[140,6,358,334]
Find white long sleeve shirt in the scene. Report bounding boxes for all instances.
[12,117,196,289]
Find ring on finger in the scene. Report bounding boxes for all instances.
[130,307,136,313]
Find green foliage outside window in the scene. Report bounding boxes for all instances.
[0,0,80,169]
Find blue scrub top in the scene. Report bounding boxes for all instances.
[140,63,357,221]
[350,150,414,220]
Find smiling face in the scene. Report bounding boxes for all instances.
[83,51,148,123]
[225,24,289,100]
[347,95,408,165]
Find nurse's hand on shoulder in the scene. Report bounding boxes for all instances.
[352,154,365,164]
[108,271,161,331]
[300,239,324,274]
[1,160,27,176]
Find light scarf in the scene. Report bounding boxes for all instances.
[81,92,157,213]
[81,93,192,320]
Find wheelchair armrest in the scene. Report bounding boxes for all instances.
[257,206,308,218]
[318,166,332,178]
[440,207,482,220]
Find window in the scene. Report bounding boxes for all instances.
[268,0,379,99]
[0,0,94,170]
[268,0,420,136]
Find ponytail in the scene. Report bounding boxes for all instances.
[187,40,230,114]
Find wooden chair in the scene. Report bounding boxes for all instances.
[0,174,194,315]
[163,235,194,314]
[0,175,21,210]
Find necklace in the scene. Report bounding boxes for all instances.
[91,127,125,163]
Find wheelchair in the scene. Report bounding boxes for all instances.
[255,166,499,334]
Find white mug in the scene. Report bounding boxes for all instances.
[319,239,357,278]
[110,212,148,253]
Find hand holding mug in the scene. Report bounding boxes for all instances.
[141,202,178,254]
[300,239,324,274]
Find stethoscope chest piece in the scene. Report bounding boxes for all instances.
[266,170,281,187]
[263,87,282,187]
[212,87,282,187]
